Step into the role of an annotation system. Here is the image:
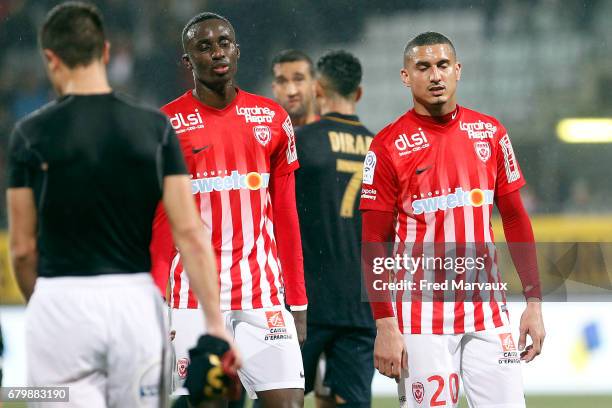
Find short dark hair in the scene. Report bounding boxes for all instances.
[271,49,315,77]
[39,1,105,68]
[404,31,456,59]
[316,50,362,98]
[182,12,233,51]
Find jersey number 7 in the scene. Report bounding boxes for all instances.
[336,159,363,218]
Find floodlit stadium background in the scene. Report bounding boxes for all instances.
[0,1,611,406]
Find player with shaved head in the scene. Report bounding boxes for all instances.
[361,32,545,407]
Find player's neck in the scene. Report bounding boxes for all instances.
[320,98,355,116]
[193,81,237,110]
[291,111,318,126]
[413,101,457,117]
[58,63,111,95]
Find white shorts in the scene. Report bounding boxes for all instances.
[170,306,304,399]
[398,325,525,408]
[26,274,169,408]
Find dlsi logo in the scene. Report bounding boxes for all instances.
[191,170,270,194]
[394,128,429,156]
[169,109,204,134]
[412,187,494,215]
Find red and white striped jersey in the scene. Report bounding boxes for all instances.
[360,106,525,334]
[151,89,299,311]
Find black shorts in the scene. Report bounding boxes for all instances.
[302,324,376,406]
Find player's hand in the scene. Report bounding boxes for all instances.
[170,330,176,342]
[374,317,407,381]
[518,299,545,363]
[207,324,241,375]
[291,310,307,347]
[184,334,242,404]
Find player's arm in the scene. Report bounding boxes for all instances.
[150,202,174,298]
[362,210,406,380]
[360,140,406,379]
[271,113,308,345]
[6,126,38,302]
[496,189,545,362]
[270,171,308,346]
[494,127,544,362]
[7,188,38,302]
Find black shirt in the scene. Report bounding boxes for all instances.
[7,93,187,278]
[296,113,375,328]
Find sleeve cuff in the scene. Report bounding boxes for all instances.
[289,304,308,312]
[371,302,395,320]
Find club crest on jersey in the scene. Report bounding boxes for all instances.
[253,125,271,146]
[177,358,189,379]
[412,382,424,404]
[474,141,491,162]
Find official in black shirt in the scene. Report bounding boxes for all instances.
[6,3,236,406]
[296,51,375,408]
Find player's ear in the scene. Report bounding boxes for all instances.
[182,54,192,70]
[236,43,240,59]
[42,49,60,71]
[354,86,363,103]
[400,67,411,88]
[102,41,111,65]
[455,62,462,81]
[315,80,324,98]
